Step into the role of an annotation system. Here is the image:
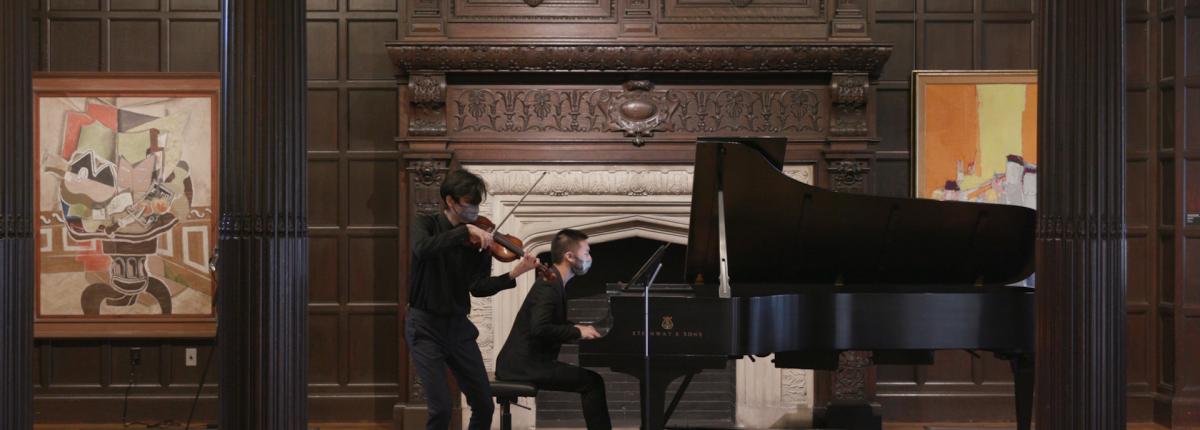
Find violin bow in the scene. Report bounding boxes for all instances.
[490,171,547,234]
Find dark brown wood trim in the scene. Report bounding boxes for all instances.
[387,42,892,75]
[33,322,216,339]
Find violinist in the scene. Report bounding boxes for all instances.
[496,229,613,430]
[407,169,540,430]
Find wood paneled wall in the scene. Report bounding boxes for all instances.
[1128,0,1164,422]
[304,0,405,423]
[866,0,1193,425]
[866,1,1040,420]
[29,0,403,424]
[1152,0,1200,426]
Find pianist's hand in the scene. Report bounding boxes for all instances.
[575,324,601,340]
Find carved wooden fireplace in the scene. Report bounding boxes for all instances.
[389,29,891,429]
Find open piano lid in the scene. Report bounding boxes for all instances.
[684,137,1037,292]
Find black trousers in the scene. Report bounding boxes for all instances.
[531,362,613,430]
[405,307,495,430]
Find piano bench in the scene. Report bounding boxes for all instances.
[491,379,538,430]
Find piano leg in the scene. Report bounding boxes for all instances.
[620,365,698,430]
[1008,353,1034,430]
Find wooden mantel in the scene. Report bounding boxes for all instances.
[387,41,891,75]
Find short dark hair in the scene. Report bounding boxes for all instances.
[550,229,588,264]
[440,170,487,205]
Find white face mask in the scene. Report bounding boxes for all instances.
[570,254,592,275]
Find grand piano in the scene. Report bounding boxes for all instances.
[578,137,1036,430]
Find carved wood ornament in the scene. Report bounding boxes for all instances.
[828,159,870,192]
[408,73,447,137]
[406,157,451,216]
[392,42,889,145]
[612,80,663,145]
[450,84,824,139]
[830,73,868,137]
[389,43,891,74]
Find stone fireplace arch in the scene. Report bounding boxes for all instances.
[464,164,813,429]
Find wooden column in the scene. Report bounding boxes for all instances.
[218,0,309,427]
[0,0,34,428]
[1036,0,1127,428]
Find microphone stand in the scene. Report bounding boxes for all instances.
[642,262,663,430]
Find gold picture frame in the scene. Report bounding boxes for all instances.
[912,70,1037,208]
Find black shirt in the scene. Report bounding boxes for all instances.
[408,211,517,316]
[496,266,581,382]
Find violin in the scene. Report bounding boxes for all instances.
[466,215,558,283]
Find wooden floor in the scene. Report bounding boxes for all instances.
[881,423,1168,430]
[34,423,1172,430]
[34,424,390,430]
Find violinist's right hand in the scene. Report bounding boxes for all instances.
[509,254,539,279]
[465,223,494,250]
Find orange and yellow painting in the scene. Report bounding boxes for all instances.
[913,71,1037,209]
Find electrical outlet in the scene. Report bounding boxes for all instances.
[185,348,197,367]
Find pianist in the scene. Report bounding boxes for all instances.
[496,229,613,430]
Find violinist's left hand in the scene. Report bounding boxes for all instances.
[508,254,540,279]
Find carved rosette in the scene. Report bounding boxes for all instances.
[409,73,447,137]
[406,158,450,216]
[829,73,869,137]
[833,351,871,401]
[610,81,667,145]
[828,160,869,193]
